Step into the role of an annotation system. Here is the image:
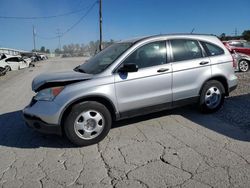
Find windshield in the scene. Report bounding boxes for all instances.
[75,42,132,74]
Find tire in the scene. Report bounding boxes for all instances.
[199,80,225,113]
[0,67,6,76]
[5,66,11,71]
[64,101,112,146]
[238,60,249,72]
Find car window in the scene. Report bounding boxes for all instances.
[77,42,132,74]
[170,39,203,62]
[123,41,167,69]
[6,57,17,62]
[202,42,224,56]
[229,42,244,47]
[243,42,250,48]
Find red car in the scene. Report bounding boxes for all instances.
[223,40,250,72]
[223,40,250,56]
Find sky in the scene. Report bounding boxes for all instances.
[0,0,249,51]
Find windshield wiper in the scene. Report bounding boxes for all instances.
[74,66,86,73]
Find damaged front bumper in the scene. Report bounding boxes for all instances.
[23,98,62,135]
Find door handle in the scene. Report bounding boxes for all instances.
[157,68,169,73]
[199,61,209,65]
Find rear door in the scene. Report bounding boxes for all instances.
[170,39,211,102]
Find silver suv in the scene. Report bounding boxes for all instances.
[23,34,238,146]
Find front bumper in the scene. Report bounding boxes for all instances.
[23,98,62,135]
[23,112,62,135]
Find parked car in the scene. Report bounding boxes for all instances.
[223,40,250,56]
[0,56,30,71]
[23,34,238,146]
[231,51,250,72]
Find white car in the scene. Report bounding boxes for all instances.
[0,56,30,71]
[22,56,32,64]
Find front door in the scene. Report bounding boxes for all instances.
[114,40,173,114]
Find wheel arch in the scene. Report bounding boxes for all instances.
[59,95,118,134]
[200,75,229,96]
[5,65,11,71]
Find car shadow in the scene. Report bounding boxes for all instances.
[114,93,250,142]
[0,93,249,148]
[0,110,74,148]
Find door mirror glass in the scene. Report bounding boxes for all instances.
[118,63,138,73]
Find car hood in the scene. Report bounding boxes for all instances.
[32,71,93,92]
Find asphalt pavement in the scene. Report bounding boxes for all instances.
[0,57,249,188]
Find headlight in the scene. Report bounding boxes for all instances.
[34,86,64,101]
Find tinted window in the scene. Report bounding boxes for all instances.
[6,57,19,62]
[170,39,203,62]
[203,42,224,56]
[124,41,166,69]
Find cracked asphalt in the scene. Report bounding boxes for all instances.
[0,57,249,188]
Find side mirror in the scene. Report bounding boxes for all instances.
[118,63,138,73]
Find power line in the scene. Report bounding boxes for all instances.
[61,1,98,36]
[0,5,92,20]
[35,1,98,40]
[36,34,58,40]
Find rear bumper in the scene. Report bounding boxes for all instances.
[228,74,238,94]
[23,112,62,135]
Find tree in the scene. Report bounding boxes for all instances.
[40,46,45,53]
[45,49,50,54]
[219,33,226,40]
[242,30,250,41]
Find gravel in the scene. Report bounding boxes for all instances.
[215,71,250,130]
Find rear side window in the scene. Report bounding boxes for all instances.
[170,39,203,62]
[202,42,224,56]
[6,57,19,62]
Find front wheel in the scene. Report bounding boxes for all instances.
[238,60,249,72]
[64,101,112,146]
[0,67,6,76]
[199,80,225,113]
[5,66,11,71]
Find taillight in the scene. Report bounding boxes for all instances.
[231,53,237,68]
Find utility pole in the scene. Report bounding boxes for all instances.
[56,29,61,51]
[99,0,102,51]
[234,28,238,36]
[32,25,36,52]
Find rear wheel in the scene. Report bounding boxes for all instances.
[199,80,225,113]
[238,60,249,72]
[64,101,111,146]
